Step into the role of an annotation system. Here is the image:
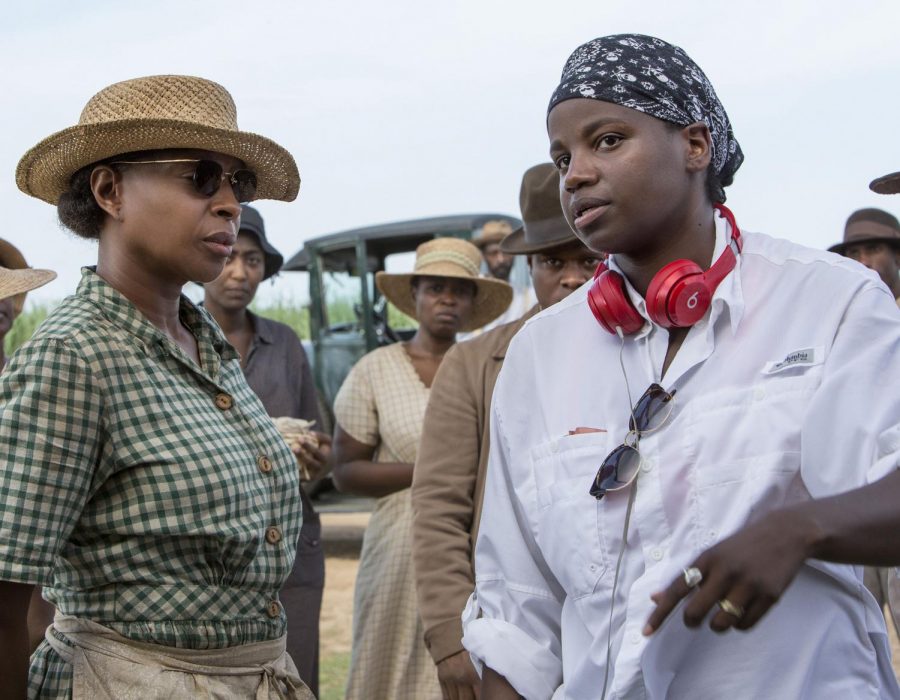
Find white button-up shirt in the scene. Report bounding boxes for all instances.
[463,212,900,700]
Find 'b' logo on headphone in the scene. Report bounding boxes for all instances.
[686,291,700,309]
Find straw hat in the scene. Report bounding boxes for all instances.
[0,239,56,315]
[472,220,514,249]
[375,238,513,332]
[16,75,300,205]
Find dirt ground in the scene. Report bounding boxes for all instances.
[318,512,900,680]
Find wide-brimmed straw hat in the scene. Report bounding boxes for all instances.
[828,208,900,256]
[472,220,514,249]
[375,238,512,332]
[16,74,300,205]
[0,239,56,315]
[870,172,900,195]
[501,163,581,254]
[239,205,284,280]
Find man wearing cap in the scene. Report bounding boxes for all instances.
[411,164,601,700]
[203,205,330,697]
[829,208,900,306]
[471,220,534,332]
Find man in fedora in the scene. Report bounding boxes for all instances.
[411,163,602,700]
[829,208,900,305]
[203,205,330,697]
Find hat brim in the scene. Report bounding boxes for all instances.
[828,236,900,255]
[870,172,900,195]
[0,268,56,315]
[500,220,581,255]
[375,271,513,332]
[16,118,300,205]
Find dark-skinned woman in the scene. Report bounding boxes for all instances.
[0,75,313,698]
[331,238,512,700]
[464,35,900,699]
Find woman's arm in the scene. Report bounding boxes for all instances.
[482,667,524,699]
[0,580,36,699]
[330,425,413,498]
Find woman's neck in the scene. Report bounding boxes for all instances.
[204,297,253,336]
[406,328,455,358]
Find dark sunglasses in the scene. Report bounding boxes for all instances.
[590,383,676,500]
[108,158,258,203]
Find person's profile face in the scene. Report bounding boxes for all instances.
[0,297,15,337]
[843,241,900,292]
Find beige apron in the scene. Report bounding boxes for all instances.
[46,615,315,700]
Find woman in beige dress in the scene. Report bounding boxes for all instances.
[332,238,511,700]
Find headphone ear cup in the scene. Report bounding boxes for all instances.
[645,259,706,327]
[588,269,645,335]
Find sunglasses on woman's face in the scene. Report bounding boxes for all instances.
[589,383,675,500]
[108,158,258,203]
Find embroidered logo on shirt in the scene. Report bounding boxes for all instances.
[762,346,823,375]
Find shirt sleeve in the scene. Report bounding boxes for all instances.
[462,333,566,699]
[800,284,900,498]
[333,353,379,446]
[412,343,479,663]
[0,337,103,585]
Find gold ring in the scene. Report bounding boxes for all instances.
[683,567,703,589]
[718,598,745,619]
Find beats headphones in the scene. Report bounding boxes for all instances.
[587,204,743,335]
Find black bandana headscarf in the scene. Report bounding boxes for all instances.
[548,34,743,202]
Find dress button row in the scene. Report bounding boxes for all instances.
[265,526,283,545]
[215,393,233,411]
[257,455,273,474]
[266,600,282,618]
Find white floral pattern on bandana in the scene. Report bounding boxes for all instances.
[548,34,743,202]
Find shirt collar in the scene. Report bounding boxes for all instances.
[77,267,239,364]
[605,208,745,338]
[247,310,274,345]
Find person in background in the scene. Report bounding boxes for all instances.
[0,238,56,368]
[0,74,311,699]
[470,220,533,333]
[331,238,511,700]
[203,204,330,697]
[828,207,900,304]
[465,34,900,699]
[412,162,601,700]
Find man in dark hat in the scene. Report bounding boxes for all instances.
[203,205,330,697]
[829,208,900,305]
[411,163,601,700]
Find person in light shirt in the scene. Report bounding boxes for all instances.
[463,34,900,700]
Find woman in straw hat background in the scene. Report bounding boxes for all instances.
[330,237,511,700]
[0,238,56,369]
[0,75,313,699]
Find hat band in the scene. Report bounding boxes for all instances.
[414,250,480,277]
[845,220,900,243]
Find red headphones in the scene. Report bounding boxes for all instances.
[587,204,742,335]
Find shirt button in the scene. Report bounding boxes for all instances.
[589,564,597,572]
[265,526,283,545]
[641,458,655,473]
[266,600,282,618]
[257,455,273,474]
[215,393,233,410]
[650,547,664,561]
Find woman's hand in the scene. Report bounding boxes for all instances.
[293,430,332,482]
[644,508,821,634]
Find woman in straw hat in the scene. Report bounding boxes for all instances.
[330,237,511,700]
[0,238,56,369]
[0,75,313,699]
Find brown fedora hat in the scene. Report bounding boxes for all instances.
[375,238,512,332]
[500,163,579,254]
[870,172,900,195]
[0,239,56,315]
[16,75,300,205]
[828,208,900,256]
[472,220,514,249]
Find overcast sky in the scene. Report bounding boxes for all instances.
[2,0,898,309]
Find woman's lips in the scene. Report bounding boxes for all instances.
[573,202,610,230]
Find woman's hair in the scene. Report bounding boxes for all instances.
[57,164,106,240]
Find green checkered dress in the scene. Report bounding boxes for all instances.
[0,268,302,699]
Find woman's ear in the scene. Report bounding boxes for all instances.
[90,165,124,221]
[683,122,712,174]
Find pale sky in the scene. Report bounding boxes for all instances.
[2,0,898,309]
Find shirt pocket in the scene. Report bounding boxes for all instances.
[684,370,821,542]
[530,432,613,599]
